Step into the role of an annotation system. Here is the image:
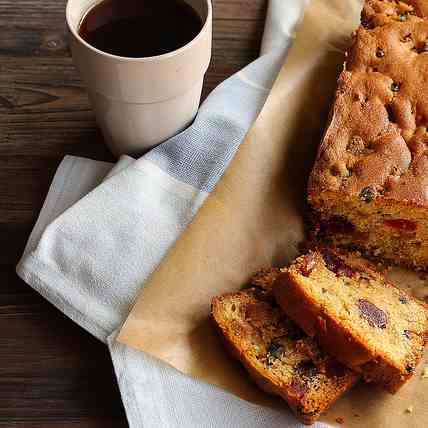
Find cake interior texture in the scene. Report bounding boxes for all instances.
[308,0,428,269]
[211,270,358,424]
[275,249,428,392]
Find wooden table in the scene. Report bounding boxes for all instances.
[0,0,267,425]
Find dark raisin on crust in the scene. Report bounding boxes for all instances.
[399,295,409,304]
[376,48,385,58]
[405,364,415,374]
[321,249,356,277]
[403,330,412,339]
[391,82,401,92]
[361,18,373,29]
[357,299,388,329]
[359,186,376,202]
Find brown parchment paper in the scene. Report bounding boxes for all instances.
[118,0,428,426]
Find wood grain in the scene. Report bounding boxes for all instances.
[0,0,267,425]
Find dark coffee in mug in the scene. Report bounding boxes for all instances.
[78,0,204,58]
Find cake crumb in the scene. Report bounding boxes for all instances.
[335,417,344,424]
[405,405,414,413]
[421,367,428,378]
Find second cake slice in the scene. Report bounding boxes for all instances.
[212,269,358,424]
[273,249,428,393]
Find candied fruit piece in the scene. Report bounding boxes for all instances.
[357,299,388,328]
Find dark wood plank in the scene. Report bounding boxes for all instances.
[0,0,266,58]
[0,0,268,424]
[0,289,127,422]
[0,421,128,428]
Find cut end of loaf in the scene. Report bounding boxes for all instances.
[309,191,428,269]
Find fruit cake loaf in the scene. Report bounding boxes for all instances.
[273,249,428,393]
[308,0,428,269]
[211,270,359,425]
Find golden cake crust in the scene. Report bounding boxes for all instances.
[309,0,428,207]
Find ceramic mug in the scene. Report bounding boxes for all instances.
[66,0,212,156]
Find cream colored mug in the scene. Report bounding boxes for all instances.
[66,0,212,156]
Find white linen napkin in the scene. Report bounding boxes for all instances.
[17,1,331,426]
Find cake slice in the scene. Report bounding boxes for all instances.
[273,249,428,393]
[308,0,428,269]
[211,270,359,425]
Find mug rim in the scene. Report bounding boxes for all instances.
[66,0,212,63]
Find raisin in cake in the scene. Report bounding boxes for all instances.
[211,269,359,425]
[308,0,428,269]
[273,249,428,393]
